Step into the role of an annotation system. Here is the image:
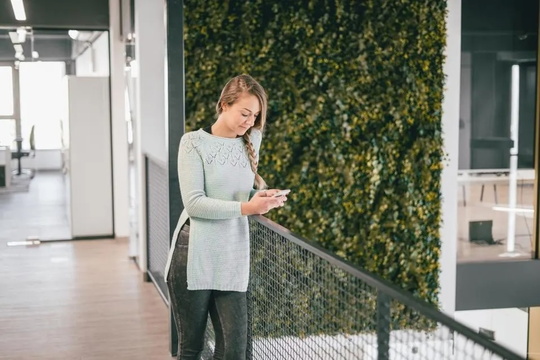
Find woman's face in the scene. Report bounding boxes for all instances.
[220,93,261,137]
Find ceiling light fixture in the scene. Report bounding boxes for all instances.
[13,43,24,61]
[10,0,27,21]
[9,32,20,43]
[8,27,27,44]
[68,30,79,40]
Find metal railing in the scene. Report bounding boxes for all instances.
[197,216,524,360]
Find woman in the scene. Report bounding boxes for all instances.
[164,74,288,359]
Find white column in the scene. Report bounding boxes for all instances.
[501,65,521,257]
[134,0,167,161]
[134,0,167,273]
[109,0,130,237]
[440,0,462,316]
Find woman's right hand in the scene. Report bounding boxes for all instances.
[241,190,288,215]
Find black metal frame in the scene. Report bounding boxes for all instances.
[166,0,186,356]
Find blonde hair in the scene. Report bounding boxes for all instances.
[216,74,268,189]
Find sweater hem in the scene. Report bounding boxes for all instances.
[187,283,248,292]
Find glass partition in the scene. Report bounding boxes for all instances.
[0,66,14,116]
[458,0,539,261]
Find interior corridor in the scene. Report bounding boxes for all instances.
[0,172,171,359]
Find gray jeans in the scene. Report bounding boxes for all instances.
[167,223,248,360]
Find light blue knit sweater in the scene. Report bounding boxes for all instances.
[164,128,261,292]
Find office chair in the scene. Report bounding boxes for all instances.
[11,125,36,179]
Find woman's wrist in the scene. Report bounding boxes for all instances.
[241,202,254,216]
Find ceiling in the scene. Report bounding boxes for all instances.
[461,0,539,53]
[0,0,109,62]
[0,0,109,29]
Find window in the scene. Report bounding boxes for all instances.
[0,66,14,116]
[19,62,66,150]
[458,0,539,261]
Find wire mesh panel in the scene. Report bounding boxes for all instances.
[146,157,170,296]
[248,221,377,359]
[198,216,524,360]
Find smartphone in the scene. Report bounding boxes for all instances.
[273,189,291,197]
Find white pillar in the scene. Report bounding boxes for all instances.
[134,0,168,273]
[440,0,462,316]
[501,65,520,257]
[109,0,130,237]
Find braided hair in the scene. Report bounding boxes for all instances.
[216,74,268,189]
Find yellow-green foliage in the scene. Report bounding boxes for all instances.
[184,0,446,306]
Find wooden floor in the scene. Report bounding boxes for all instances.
[0,172,172,359]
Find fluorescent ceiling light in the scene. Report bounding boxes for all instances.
[68,30,79,40]
[10,0,27,21]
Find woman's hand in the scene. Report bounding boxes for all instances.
[241,189,288,215]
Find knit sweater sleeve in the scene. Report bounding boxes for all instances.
[178,132,243,219]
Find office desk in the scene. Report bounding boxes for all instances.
[457,169,535,206]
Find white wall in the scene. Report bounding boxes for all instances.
[439,0,461,316]
[109,0,130,237]
[135,0,167,163]
[75,32,110,77]
[75,48,93,76]
[455,308,528,357]
[66,76,113,238]
[133,0,168,272]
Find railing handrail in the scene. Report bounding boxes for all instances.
[251,215,525,360]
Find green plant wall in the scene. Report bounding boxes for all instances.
[184,0,446,306]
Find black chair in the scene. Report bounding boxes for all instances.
[11,125,35,179]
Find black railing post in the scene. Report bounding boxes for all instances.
[246,289,253,360]
[377,291,391,360]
